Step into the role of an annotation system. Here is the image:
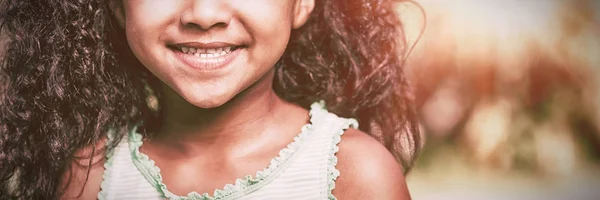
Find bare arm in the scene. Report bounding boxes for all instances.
[333,128,411,200]
[60,141,106,200]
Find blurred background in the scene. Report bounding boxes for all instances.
[1,1,598,199]
[397,0,600,199]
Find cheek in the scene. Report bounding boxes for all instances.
[236,2,294,63]
[235,0,294,38]
[124,1,176,29]
[122,2,181,73]
[123,1,179,48]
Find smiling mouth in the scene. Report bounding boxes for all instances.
[175,46,243,58]
[168,43,245,71]
[168,42,244,59]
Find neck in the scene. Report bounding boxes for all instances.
[150,71,292,153]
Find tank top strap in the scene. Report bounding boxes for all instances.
[304,101,359,200]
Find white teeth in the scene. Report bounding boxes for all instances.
[180,46,237,58]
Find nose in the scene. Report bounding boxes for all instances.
[180,0,232,30]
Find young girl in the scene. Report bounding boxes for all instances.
[0,0,421,199]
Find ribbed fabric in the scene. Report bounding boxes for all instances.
[98,102,358,200]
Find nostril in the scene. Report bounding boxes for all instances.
[184,21,228,30]
[179,3,232,31]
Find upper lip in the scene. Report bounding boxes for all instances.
[171,42,240,49]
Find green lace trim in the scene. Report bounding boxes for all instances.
[98,129,117,200]
[326,111,359,200]
[124,102,326,200]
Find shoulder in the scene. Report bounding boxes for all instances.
[332,128,411,200]
[60,138,107,200]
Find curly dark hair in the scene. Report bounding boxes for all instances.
[0,0,422,199]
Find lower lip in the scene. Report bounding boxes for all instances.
[173,47,242,71]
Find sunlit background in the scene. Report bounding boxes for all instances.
[397,0,600,199]
[1,1,598,199]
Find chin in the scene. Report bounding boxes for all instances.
[182,93,234,109]
[169,81,238,109]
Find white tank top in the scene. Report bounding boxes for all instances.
[98,102,358,200]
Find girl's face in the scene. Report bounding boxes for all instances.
[112,0,314,108]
